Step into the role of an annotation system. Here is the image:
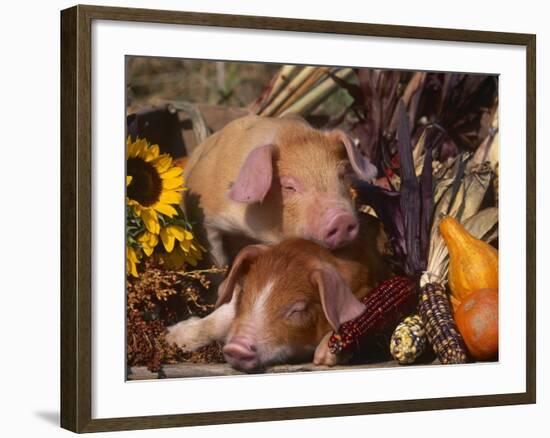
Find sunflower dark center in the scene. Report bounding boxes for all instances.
[127,157,162,207]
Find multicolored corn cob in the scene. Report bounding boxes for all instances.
[328,276,417,354]
[390,314,427,364]
[418,283,468,364]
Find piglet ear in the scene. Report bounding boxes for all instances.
[329,130,377,182]
[228,144,274,203]
[310,263,366,331]
[215,244,269,308]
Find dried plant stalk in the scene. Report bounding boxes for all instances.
[280,68,354,116]
[254,65,298,113]
[275,67,329,114]
[260,66,318,116]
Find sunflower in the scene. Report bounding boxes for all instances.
[160,224,204,269]
[126,137,184,234]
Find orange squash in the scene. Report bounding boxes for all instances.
[454,288,499,360]
[439,216,498,302]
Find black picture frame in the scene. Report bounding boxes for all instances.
[61,4,536,433]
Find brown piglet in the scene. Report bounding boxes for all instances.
[183,115,377,266]
[166,221,391,372]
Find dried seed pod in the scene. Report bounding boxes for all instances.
[390,314,427,364]
[418,283,468,364]
[328,276,417,354]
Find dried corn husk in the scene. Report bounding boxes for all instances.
[276,67,329,114]
[254,65,298,113]
[280,68,354,116]
[260,66,318,116]
[413,129,429,176]
[432,161,493,231]
[469,108,499,171]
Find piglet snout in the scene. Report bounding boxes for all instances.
[322,210,358,249]
[223,336,260,372]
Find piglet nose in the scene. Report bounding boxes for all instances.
[223,336,259,372]
[323,212,359,249]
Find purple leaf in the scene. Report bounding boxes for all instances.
[396,100,422,276]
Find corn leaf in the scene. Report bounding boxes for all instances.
[397,100,423,275]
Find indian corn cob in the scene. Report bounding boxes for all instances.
[390,314,427,364]
[328,276,417,354]
[418,283,467,364]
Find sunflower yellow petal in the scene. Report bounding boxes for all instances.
[167,225,186,241]
[126,175,133,186]
[126,247,140,277]
[129,260,139,277]
[127,247,139,263]
[129,138,145,159]
[141,208,160,234]
[126,136,136,159]
[162,175,184,190]
[138,231,159,249]
[144,144,160,162]
[127,199,140,210]
[160,227,176,252]
[153,155,172,173]
[160,167,183,180]
[159,190,182,205]
[142,245,154,257]
[138,139,150,159]
[153,202,178,217]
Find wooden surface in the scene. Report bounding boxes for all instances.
[128,360,435,380]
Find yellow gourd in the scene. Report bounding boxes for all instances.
[439,217,498,303]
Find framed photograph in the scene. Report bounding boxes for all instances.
[60,4,536,433]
